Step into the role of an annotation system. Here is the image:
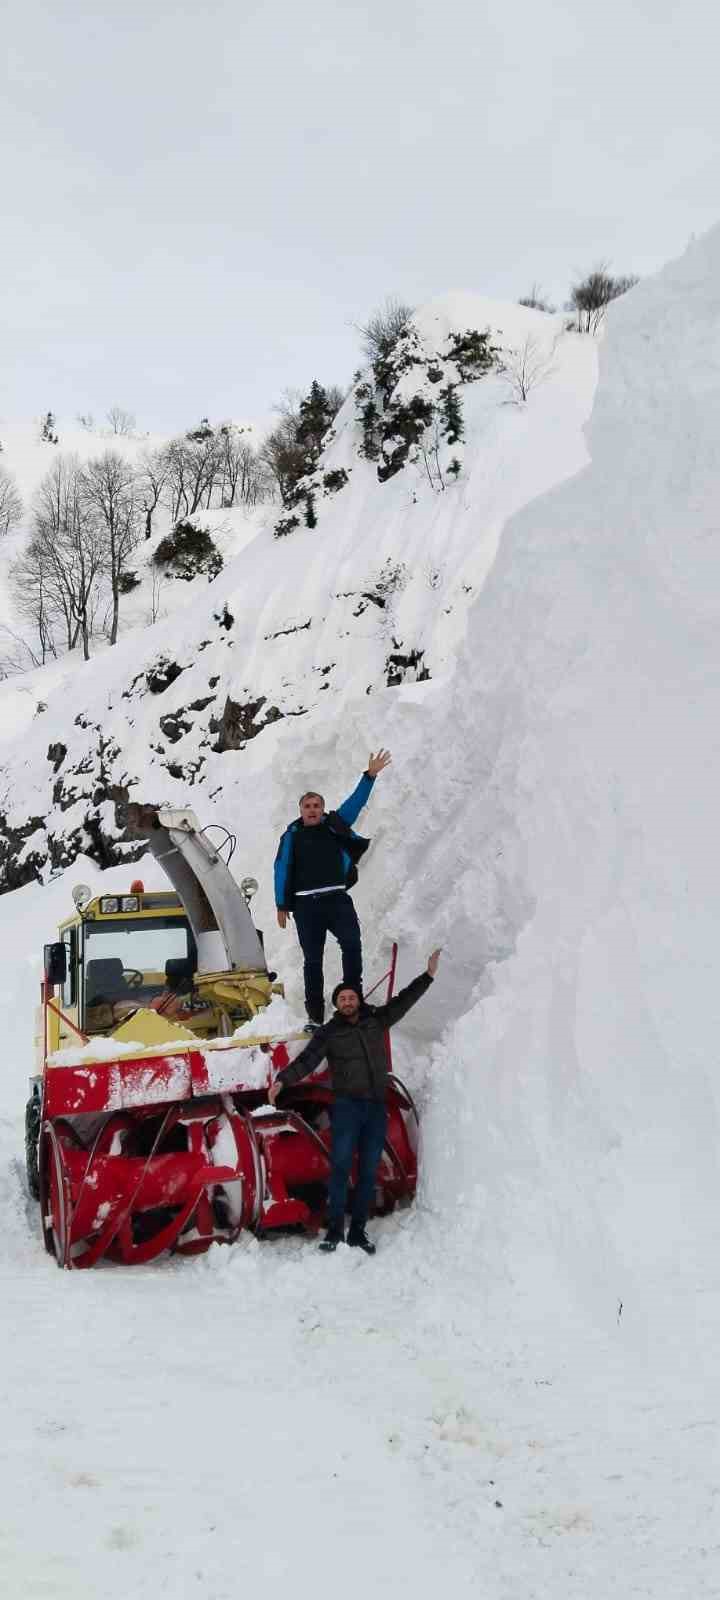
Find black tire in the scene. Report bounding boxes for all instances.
[25,1093,41,1201]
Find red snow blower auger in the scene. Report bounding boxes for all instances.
[25,805,418,1268]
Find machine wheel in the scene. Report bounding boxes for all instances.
[39,1123,73,1268]
[25,1091,41,1201]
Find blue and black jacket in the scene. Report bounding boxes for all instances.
[274,773,375,911]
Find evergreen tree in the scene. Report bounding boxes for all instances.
[262,381,343,515]
[296,381,335,460]
[41,411,58,444]
[440,385,464,444]
[355,382,380,460]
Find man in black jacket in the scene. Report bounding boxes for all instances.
[273,750,391,1028]
[269,948,441,1254]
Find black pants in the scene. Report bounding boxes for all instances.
[327,1097,387,1231]
[292,891,362,1022]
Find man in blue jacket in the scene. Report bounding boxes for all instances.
[274,749,391,1027]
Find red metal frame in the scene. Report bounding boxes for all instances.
[38,940,416,1270]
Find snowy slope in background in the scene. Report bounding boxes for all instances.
[0,297,596,917]
[0,414,265,670]
[3,250,720,1596]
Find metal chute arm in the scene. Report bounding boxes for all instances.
[126,804,267,975]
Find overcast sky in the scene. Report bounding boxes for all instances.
[2,0,719,433]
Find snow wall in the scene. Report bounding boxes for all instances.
[411,229,720,1351]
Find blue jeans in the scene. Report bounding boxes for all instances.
[292,891,362,1022]
[327,1097,387,1231]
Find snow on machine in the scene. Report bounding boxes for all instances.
[26,804,418,1268]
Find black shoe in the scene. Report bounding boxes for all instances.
[347,1226,376,1256]
[304,1016,323,1034]
[319,1226,344,1253]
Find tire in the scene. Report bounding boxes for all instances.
[25,1092,41,1201]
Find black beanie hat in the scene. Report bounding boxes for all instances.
[331,980,361,1007]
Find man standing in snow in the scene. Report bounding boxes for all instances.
[274,751,391,1028]
[269,949,441,1253]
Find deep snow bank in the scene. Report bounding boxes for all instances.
[407,230,720,1343]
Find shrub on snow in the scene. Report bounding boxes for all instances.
[153,520,223,582]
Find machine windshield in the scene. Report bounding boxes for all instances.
[84,916,195,1015]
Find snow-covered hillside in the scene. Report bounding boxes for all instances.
[0,298,595,919]
[4,243,720,1598]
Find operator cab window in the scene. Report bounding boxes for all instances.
[83,917,196,1021]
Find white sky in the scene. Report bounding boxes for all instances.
[2,0,719,432]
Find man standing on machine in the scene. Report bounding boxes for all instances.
[273,750,391,1028]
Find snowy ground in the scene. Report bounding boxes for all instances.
[3,244,720,1596]
[4,1120,719,1598]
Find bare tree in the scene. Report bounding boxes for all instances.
[161,424,223,520]
[9,542,60,665]
[259,415,307,506]
[417,414,446,493]
[162,437,192,522]
[499,334,559,403]
[325,384,347,418]
[274,388,303,426]
[239,443,274,506]
[217,425,272,506]
[135,446,168,538]
[568,265,639,334]
[0,467,23,536]
[76,412,95,431]
[183,423,223,513]
[0,621,56,674]
[356,297,414,364]
[81,450,140,644]
[217,424,250,506]
[517,283,556,313]
[14,455,106,662]
[106,405,136,436]
[147,565,166,625]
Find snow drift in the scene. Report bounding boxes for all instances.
[415,231,720,1350]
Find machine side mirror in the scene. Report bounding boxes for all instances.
[44,942,67,989]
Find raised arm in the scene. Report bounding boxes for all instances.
[336,750,392,825]
[373,950,441,1029]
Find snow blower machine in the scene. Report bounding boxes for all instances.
[26,805,418,1268]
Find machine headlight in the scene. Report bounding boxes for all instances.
[72,883,92,910]
[120,895,139,912]
[240,876,259,902]
[99,896,119,914]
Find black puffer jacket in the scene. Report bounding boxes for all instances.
[278,972,433,1102]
